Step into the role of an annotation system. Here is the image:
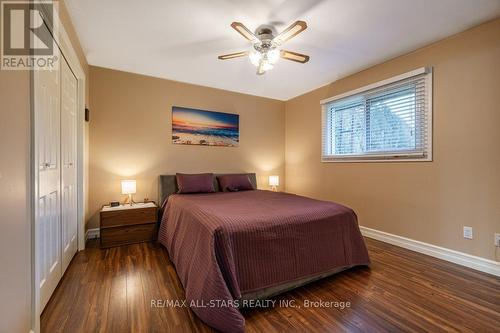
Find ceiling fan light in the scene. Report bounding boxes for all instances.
[267,49,280,64]
[249,51,262,67]
[262,61,274,71]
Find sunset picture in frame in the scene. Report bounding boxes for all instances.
[172,106,239,147]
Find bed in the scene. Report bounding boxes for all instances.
[157,173,370,333]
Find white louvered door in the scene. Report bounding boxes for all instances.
[61,57,78,272]
[35,38,62,311]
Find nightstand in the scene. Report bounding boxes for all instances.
[100,202,158,248]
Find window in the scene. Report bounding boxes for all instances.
[321,68,432,162]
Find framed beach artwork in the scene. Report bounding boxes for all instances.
[172,106,239,147]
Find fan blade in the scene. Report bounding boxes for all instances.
[218,51,248,60]
[273,21,307,45]
[280,50,310,63]
[230,22,258,42]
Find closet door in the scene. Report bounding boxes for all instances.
[35,33,62,310]
[61,57,78,272]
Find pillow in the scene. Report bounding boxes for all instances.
[217,174,254,192]
[176,173,215,194]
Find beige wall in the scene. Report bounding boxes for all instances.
[285,19,500,261]
[0,70,32,333]
[88,66,286,229]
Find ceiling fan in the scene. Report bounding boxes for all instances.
[218,21,310,75]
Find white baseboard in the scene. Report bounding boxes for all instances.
[85,228,100,240]
[360,226,500,277]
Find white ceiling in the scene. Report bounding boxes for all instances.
[65,0,500,100]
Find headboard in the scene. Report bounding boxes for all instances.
[158,173,257,206]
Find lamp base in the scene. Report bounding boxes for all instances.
[124,194,137,206]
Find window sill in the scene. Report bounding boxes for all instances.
[321,155,432,163]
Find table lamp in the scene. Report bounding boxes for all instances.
[269,175,279,192]
[121,180,137,206]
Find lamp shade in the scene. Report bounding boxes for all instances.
[121,180,136,195]
[269,175,279,187]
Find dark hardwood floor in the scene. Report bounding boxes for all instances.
[41,238,500,333]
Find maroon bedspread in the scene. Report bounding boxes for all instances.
[158,190,370,332]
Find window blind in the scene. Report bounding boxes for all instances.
[321,68,432,161]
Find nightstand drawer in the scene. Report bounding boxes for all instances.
[101,207,157,228]
[100,223,156,248]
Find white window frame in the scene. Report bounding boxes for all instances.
[320,67,433,163]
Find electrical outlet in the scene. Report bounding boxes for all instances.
[494,233,500,247]
[463,226,473,239]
